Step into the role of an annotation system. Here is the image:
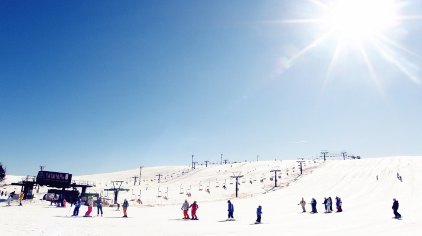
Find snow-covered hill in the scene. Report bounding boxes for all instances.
[1,156,421,236]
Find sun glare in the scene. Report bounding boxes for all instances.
[271,0,422,86]
[327,0,398,42]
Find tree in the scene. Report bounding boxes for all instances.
[0,162,6,183]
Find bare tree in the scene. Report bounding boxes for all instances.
[0,162,6,183]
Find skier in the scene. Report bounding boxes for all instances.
[310,198,317,213]
[335,196,342,212]
[84,196,93,217]
[323,197,328,213]
[122,199,129,217]
[328,197,333,213]
[256,205,263,224]
[392,198,401,219]
[6,194,12,206]
[73,197,81,216]
[298,197,306,213]
[227,200,234,220]
[181,200,190,219]
[19,192,24,206]
[96,197,103,217]
[190,201,199,220]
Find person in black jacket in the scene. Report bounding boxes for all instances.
[392,198,401,219]
[310,198,318,213]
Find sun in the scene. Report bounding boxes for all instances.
[271,0,422,86]
[326,0,399,43]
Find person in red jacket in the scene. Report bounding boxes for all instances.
[190,201,199,220]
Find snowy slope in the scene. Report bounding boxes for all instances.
[0,156,421,236]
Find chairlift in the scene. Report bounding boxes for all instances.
[179,185,184,194]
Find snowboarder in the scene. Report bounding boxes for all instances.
[392,198,401,219]
[122,199,129,217]
[84,196,93,217]
[298,197,306,213]
[181,200,190,219]
[310,198,317,213]
[190,201,199,220]
[335,196,342,212]
[227,200,234,220]
[73,197,81,216]
[256,205,263,223]
[96,197,103,216]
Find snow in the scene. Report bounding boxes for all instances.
[1,156,421,235]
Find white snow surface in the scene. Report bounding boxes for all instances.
[1,156,421,235]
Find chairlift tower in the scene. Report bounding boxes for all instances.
[156,174,163,183]
[297,159,305,175]
[230,173,244,198]
[321,151,329,162]
[132,176,138,186]
[204,161,210,167]
[104,181,129,204]
[270,169,281,187]
[341,152,348,160]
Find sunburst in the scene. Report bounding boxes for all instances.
[272,0,422,87]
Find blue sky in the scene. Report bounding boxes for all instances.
[1,0,422,175]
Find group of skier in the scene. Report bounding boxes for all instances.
[3,191,24,206]
[181,200,199,220]
[180,199,263,224]
[71,196,129,218]
[299,196,342,213]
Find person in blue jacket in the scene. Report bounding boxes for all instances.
[96,197,103,217]
[256,205,262,223]
[335,196,342,212]
[72,197,81,216]
[122,199,129,217]
[227,200,234,220]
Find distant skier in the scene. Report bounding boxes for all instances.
[73,197,81,216]
[335,196,342,212]
[392,198,401,219]
[84,196,93,217]
[122,199,129,217]
[96,197,103,217]
[328,197,333,212]
[19,192,24,206]
[181,200,190,219]
[190,201,199,220]
[6,194,12,206]
[227,200,234,220]
[256,205,263,223]
[310,198,317,213]
[323,198,328,213]
[298,197,306,213]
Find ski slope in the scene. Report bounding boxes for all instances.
[0,156,421,236]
